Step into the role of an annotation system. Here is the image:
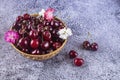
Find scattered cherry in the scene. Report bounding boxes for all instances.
[83,41,90,50]
[90,42,98,51]
[74,58,84,66]
[69,50,78,59]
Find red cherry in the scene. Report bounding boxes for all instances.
[83,41,90,50]
[54,21,60,27]
[30,39,39,49]
[23,13,31,20]
[22,48,29,53]
[74,58,84,66]
[41,41,50,50]
[29,30,38,39]
[69,50,78,59]
[31,49,40,55]
[51,29,59,37]
[90,42,98,51]
[52,42,61,50]
[37,24,44,34]
[18,37,30,48]
[50,20,54,26]
[16,16,23,22]
[43,20,50,26]
[43,31,51,41]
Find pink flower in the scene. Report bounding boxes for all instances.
[44,8,54,21]
[4,30,19,44]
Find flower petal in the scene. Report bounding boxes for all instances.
[58,28,66,35]
[44,8,54,21]
[66,28,73,36]
[39,9,45,17]
[4,30,19,44]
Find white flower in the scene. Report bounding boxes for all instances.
[39,9,45,17]
[58,28,72,39]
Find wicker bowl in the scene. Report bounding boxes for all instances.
[11,14,67,60]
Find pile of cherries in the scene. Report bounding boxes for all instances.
[12,13,65,55]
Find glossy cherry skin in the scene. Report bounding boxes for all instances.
[23,13,31,20]
[69,50,78,59]
[54,21,60,27]
[52,42,61,50]
[16,16,23,22]
[83,41,91,50]
[30,39,39,49]
[18,37,30,48]
[43,31,51,41]
[22,48,29,53]
[41,41,50,50]
[90,42,98,51]
[74,58,84,66]
[31,49,40,55]
[37,24,44,34]
[51,29,59,38]
[29,30,38,39]
[50,20,54,26]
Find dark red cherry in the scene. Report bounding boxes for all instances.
[52,42,61,50]
[41,41,50,50]
[29,30,38,39]
[43,31,51,41]
[16,16,23,22]
[49,40,53,44]
[50,20,54,26]
[51,29,59,37]
[18,37,30,48]
[34,18,40,26]
[74,58,84,66]
[12,22,22,31]
[31,49,40,55]
[22,48,29,53]
[83,41,90,50]
[54,21,60,27]
[37,24,44,34]
[69,50,78,59]
[90,42,98,51]
[30,39,39,49]
[19,29,25,35]
[43,20,50,26]
[23,13,31,20]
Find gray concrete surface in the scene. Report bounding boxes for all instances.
[0,0,120,80]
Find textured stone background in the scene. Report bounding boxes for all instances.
[0,0,120,80]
